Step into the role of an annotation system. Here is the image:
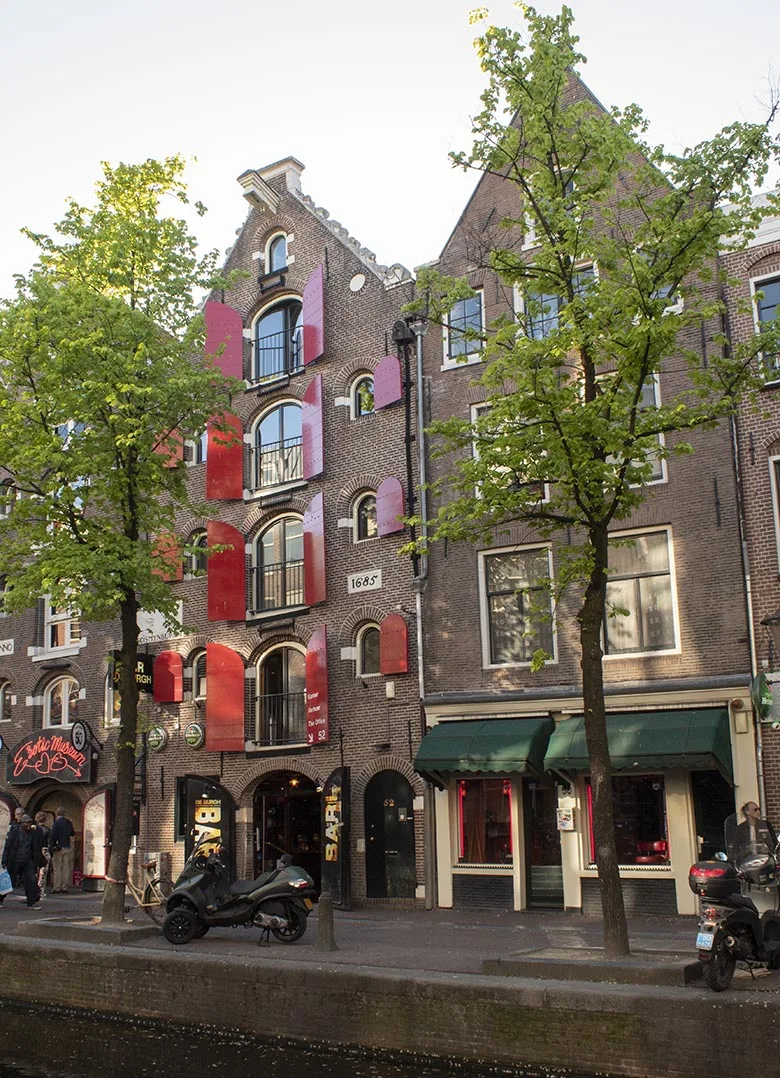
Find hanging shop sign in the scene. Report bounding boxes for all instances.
[7,730,94,785]
[305,625,329,745]
[183,722,205,750]
[321,766,351,910]
[146,726,168,752]
[110,650,154,695]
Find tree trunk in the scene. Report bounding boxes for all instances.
[579,526,630,958]
[100,591,140,924]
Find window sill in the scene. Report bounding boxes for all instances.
[244,479,307,503]
[440,354,483,372]
[482,657,558,670]
[28,640,87,662]
[246,605,309,625]
[245,740,309,755]
[452,864,514,873]
[602,647,680,661]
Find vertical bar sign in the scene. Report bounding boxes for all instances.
[321,766,351,909]
[305,624,329,745]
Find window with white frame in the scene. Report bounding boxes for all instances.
[604,529,678,656]
[44,599,81,652]
[254,644,306,746]
[522,265,595,340]
[44,675,80,727]
[251,297,303,384]
[0,480,18,520]
[104,672,121,726]
[184,530,208,577]
[0,680,11,722]
[266,233,288,274]
[356,624,380,676]
[471,403,549,502]
[598,374,665,485]
[192,650,207,703]
[353,492,378,542]
[252,515,304,613]
[443,291,484,364]
[250,401,303,493]
[351,374,375,418]
[753,274,780,380]
[479,546,554,666]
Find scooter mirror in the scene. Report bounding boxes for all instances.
[715,851,728,861]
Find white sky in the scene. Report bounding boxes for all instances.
[1,0,778,298]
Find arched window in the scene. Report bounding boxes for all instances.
[0,680,11,722]
[192,650,207,702]
[254,515,304,612]
[255,645,306,746]
[184,530,208,577]
[354,493,378,542]
[357,624,380,676]
[351,374,375,418]
[267,233,288,273]
[252,298,303,383]
[0,480,17,520]
[251,401,303,492]
[44,675,79,728]
[195,429,208,464]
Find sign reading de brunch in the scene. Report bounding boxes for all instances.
[8,730,93,785]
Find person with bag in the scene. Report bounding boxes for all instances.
[34,812,52,898]
[2,814,43,908]
[0,807,24,906]
[50,807,75,893]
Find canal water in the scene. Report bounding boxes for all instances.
[0,1001,596,1078]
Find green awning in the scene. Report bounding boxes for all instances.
[543,708,733,782]
[414,716,555,788]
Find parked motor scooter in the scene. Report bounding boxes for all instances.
[689,812,780,991]
[163,840,316,946]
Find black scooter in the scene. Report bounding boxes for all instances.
[689,812,780,991]
[163,839,316,946]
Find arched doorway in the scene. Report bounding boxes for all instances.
[364,770,416,899]
[253,771,320,888]
[29,787,83,882]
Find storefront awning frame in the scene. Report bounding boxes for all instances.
[414,715,556,790]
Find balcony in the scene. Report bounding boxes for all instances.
[250,329,302,385]
[249,691,306,746]
[250,437,303,493]
[249,559,304,616]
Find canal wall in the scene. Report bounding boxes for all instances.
[0,935,776,1078]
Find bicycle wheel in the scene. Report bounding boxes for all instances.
[141,878,174,926]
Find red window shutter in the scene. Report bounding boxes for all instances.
[153,533,183,582]
[305,624,329,745]
[376,476,405,536]
[153,651,183,703]
[374,355,403,409]
[206,412,243,501]
[303,492,327,606]
[302,264,324,366]
[205,301,244,379]
[205,642,245,752]
[302,374,324,479]
[155,431,184,468]
[207,520,246,621]
[380,613,409,675]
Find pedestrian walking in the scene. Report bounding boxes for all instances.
[0,806,25,906]
[34,812,52,898]
[50,807,75,893]
[1,815,43,908]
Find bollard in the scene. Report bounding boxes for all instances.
[316,889,338,951]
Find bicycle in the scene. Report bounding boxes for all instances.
[124,858,174,926]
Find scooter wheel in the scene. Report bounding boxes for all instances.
[163,908,200,945]
[193,924,210,938]
[271,905,307,944]
[703,936,736,992]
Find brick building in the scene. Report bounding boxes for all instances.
[412,78,761,916]
[0,158,429,907]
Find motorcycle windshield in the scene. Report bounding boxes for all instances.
[724,813,775,873]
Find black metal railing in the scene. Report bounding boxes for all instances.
[250,329,302,383]
[249,691,307,746]
[249,559,304,614]
[251,437,303,491]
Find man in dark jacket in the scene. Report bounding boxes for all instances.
[0,807,24,905]
[50,807,75,893]
[2,814,43,908]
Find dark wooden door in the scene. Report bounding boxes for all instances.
[365,771,416,899]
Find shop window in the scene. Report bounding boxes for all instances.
[443,291,483,364]
[354,493,378,542]
[254,645,306,746]
[251,298,303,384]
[251,401,303,492]
[192,650,207,703]
[44,675,79,728]
[479,546,554,666]
[604,529,677,656]
[0,680,10,722]
[586,774,669,865]
[356,624,380,677]
[252,515,304,613]
[457,778,513,865]
[752,273,780,380]
[351,374,375,418]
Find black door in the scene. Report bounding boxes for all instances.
[364,771,416,899]
[523,780,564,908]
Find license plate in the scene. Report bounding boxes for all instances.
[304,898,313,910]
[696,931,714,951]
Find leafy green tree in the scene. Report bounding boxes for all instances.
[0,157,236,923]
[409,7,780,956]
